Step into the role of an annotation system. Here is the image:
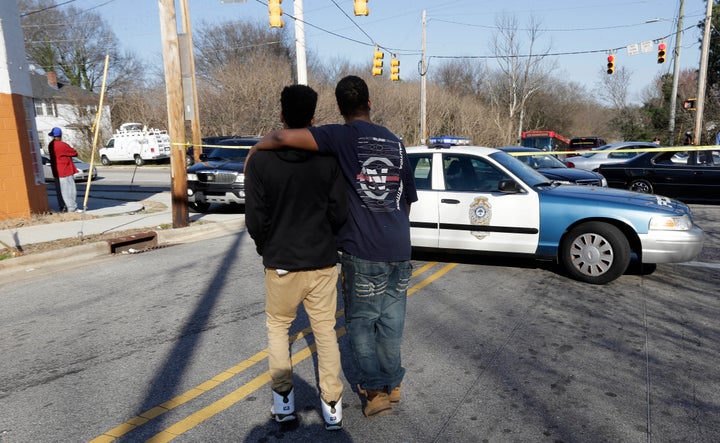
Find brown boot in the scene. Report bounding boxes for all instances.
[363,389,392,417]
[388,384,401,405]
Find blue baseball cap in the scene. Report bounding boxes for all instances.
[48,127,62,137]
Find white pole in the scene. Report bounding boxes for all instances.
[294,0,307,85]
[420,10,427,145]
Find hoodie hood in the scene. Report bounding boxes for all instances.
[275,147,316,163]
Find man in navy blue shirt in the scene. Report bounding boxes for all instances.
[250,76,418,418]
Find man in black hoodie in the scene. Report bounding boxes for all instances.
[244,85,348,430]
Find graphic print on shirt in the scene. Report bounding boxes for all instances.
[355,137,404,212]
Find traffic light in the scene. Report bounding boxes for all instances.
[606,54,615,75]
[657,41,666,64]
[683,98,697,110]
[354,0,369,16]
[390,56,400,81]
[372,47,383,76]
[268,0,283,28]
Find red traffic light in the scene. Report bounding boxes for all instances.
[606,54,615,75]
[657,41,667,64]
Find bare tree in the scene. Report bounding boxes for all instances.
[433,59,486,97]
[595,66,632,110]
[20,0,144,95]
[483,14,554,144]
[193,20,292,79]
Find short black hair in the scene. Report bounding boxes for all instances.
[281,84,318,129]
[335,75,370,117]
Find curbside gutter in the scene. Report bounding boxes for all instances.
[0,219,246,276]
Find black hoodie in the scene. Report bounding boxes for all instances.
[244,148,348,271]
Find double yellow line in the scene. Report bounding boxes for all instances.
[90,261,457,443]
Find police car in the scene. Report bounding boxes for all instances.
[407,141,704,284]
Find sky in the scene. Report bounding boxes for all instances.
[60,0,708,103]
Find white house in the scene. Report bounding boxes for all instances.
[30,68,112,155]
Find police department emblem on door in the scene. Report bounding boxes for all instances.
[469,196,491,239]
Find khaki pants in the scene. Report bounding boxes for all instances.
[265,266,343,403]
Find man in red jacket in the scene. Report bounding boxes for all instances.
[47,127,80,212]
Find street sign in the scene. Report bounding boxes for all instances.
[640,40,654,53]
[626,43,639,56]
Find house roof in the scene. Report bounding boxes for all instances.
[29,71,98,102]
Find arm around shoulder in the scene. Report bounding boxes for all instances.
[255,128,318,152]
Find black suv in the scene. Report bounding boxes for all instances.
[186,137,259,213]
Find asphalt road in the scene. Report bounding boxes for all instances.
[0,204,718,442]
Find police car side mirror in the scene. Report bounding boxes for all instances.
[199,153,208,161]
[498,179,521,194]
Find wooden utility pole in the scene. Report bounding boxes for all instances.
[158,0,189,228]
[693,0,713,145]
[179,0,202,163]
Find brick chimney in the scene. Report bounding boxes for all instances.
[46,71,58,88]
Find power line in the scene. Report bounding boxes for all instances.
[328,0,375,46]
[20,0,79,17]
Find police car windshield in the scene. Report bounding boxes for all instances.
[489,151,552,187]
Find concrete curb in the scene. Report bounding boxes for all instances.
[0,241,110,271]
[0,219,246,276]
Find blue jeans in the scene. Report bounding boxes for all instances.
[340,253,412,391]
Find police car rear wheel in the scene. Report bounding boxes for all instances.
[560,222,631,285]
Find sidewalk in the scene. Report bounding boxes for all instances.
[0,190,245,273]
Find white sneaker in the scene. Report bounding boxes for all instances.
[270,388,295,422]
[321,397,343,431]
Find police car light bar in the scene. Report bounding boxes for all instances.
[429,136,472,145]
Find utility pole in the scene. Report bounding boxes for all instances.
[668,0,685,145]
[420,10,427,145]
[158,0,189,228]
[294,0,308,85]
[693,0,713,146]
[179,0,202,163]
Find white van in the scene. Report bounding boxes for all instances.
[99,123,171,166]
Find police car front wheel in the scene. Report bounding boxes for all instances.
[560,222,631,285]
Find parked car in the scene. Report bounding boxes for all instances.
[597,149,720,202]
[42,156,98,181]
[186,137,259,213]
[499,146,606,186]
[406,143,704,284]
[565,142,658,171]
[568,136,606,152]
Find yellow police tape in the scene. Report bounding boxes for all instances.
[505,145,719,157]
[170,141,719,155]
